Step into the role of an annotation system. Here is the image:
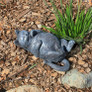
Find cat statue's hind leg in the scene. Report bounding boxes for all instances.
[61,39,75,52]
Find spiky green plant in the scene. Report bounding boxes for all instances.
[43,0,92,49]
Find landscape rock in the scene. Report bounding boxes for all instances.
[6,85,43,92]
[61,69,92,88]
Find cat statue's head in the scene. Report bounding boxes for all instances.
[14,30,30,49]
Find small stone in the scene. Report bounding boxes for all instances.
[37,24,42,29]
[19,18,26,22]
[78,60,85,65]
[86,68,91,73]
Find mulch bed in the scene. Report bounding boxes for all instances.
[0,0,92,92]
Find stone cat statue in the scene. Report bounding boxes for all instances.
[14,30,75,71]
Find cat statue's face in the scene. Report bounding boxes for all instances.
[14,30,29,47]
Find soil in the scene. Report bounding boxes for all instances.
[0,0,92,92]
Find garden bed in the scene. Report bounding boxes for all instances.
[0,0,92,91]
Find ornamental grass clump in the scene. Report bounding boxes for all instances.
[43,0,92,48]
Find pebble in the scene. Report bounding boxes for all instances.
[37,24,42,29]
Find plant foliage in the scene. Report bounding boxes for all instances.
[43,0,92,45]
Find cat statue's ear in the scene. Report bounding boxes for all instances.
[15,30,20,35]
[29,30,42,37]
[29,30,38,37]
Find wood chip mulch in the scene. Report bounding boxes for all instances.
[0,0,92,92]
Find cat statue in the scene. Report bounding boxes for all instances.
[14,30,75,71]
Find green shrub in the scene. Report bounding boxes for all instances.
[43,0,92,48]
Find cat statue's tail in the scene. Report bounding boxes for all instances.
[46,59,70,71]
